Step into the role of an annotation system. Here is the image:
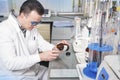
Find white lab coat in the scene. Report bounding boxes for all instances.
[0,13,54,80]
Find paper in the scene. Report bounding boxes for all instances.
[50,69,79,79]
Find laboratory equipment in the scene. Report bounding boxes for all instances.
[72,16,82,53]
[82,42,113,79]
[96,55,120,80]
[73,16,89,64]
[42,9,51,17]
[83,0,114,79]
[72,16,89,52]
[56,43,69,51]
[76,55,120,80]
[52,21,73,40]
[118,44,120,54]
[76,0,118,80]
[117,20,120,55]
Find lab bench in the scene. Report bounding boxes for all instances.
[38,16,74,68]
[41,16,79,80]
[48,40,79,80]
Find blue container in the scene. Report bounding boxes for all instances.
[83,43,113,79]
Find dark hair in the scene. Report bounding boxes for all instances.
[19,0,44,15]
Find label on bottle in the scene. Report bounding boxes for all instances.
[63,45,68,51]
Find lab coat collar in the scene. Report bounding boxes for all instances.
[8,13,30,56]
[8,13,31,39]
[8,13,22,33]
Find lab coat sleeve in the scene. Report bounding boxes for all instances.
[35,29,55,51]
[0,30,40,70]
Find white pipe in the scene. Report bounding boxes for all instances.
[51,12,83,16]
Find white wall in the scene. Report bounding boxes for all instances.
[12,0,73,14]
[0,0,12,16]
[39,0,73,12]
[0,0,74,16]
[12,0,26,14]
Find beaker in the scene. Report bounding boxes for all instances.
[88,43,113,66]
[83,43,113,79]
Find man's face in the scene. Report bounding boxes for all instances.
[22,11,42,30]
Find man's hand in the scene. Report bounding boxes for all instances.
[39,50,60,61]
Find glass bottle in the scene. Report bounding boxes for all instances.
[56,43,69,51]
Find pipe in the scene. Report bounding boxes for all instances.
[51,12,83,16]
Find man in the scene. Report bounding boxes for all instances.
[0,0,66,80]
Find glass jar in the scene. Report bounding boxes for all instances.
[56,43,69,51]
